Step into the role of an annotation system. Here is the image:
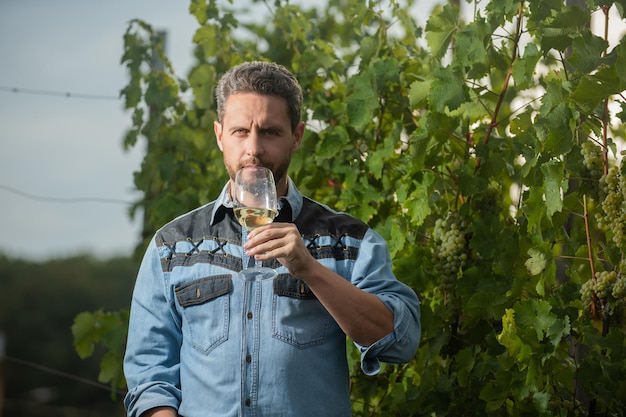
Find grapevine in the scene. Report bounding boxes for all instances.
[75,1,626,415]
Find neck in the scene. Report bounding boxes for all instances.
[275,176,289,197]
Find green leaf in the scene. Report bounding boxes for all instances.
[616,39,626,84]
[567,33,609,74]
[542,103,576,155]
[514,299,568,347]
[317,127,349,159]
[572,65,623,113]
[120,80,142,109]
[425,4,460,60]
[535,258,557,297]
[512,42,540,89]
[346,75,379,133]
[454,19,489,76]
[429,67,467,112]
[538,6,589,52]
[404,171,435,227]
[408,79,432,108]
[99,350,124,386]
[370,58,401,92]
[384,216,409,258]
[189,63,216,109]
[189,0,208,24]
[359,36,379,64]
[533,391,550,412]
[527,0,563,23]
[525,248,547,276]
[479,380,508,411]
[486,0,520,20]
[71,311,97,359]
[193,25,219,58]
[144,73,179,108]
[540,159,564,218]
[498,308,533,366]
[367,124,398,180]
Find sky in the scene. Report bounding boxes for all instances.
[0,1,198,260]
[0,1,623,261]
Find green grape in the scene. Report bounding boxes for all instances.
[580,279,594,310]
[580,141,604,199]
[581,141,603,171]
[593,270,617,299]
[432,211,468,291]
[598,165,626,249]
[612,275,626,300]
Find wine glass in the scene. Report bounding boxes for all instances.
[233,166,279,280]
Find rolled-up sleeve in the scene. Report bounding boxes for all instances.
[124,239,182,417]
[351,228,421,376]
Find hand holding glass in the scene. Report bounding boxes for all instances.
[233,166,278,280]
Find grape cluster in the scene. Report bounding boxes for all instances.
[580,141,604,198]
[432,211,468,291]
[581,152,626,311]
[612,275,626,299]
[581,269,626,308]
[580,278,595,310]
[596,164,626,249]
[580,140,603,173]
[594,270,617,299]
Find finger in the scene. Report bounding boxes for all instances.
[246,235,280,256]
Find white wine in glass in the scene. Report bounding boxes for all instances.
[234,207,277,231]
[233,166,279,280]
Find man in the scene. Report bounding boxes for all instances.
[123,61,421,417]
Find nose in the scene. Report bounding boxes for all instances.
[246,130,263,157]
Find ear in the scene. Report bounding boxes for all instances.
[214,121,224,151]
[291,121,305,152]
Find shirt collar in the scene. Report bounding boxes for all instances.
[210,176,303,225]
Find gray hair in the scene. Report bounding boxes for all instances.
[215,61,303,131]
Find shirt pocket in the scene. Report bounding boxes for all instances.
[175,275,231,354]
[272,274,331,349]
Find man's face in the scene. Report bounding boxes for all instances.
[214,92,304,197]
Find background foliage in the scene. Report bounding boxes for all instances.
[75,0,626,415]
[0,254,134,416]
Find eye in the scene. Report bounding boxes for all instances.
[232,128,248,136]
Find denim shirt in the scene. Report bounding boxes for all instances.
[123,179,421,417]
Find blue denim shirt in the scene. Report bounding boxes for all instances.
[124,179,421,417]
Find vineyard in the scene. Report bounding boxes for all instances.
[73,0,626,415]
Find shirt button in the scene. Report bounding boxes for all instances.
[246,355,252,363]
[247,312,253,319]
[245,399,251,407]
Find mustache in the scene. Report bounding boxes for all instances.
[239,158,268,169]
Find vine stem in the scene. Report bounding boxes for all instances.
[473,0,525,173]
[601,5,610,176]
[583,195,602,320]
[597,5,611,337]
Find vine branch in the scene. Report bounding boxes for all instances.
[601,5,610,176]
[474,0,525,173]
